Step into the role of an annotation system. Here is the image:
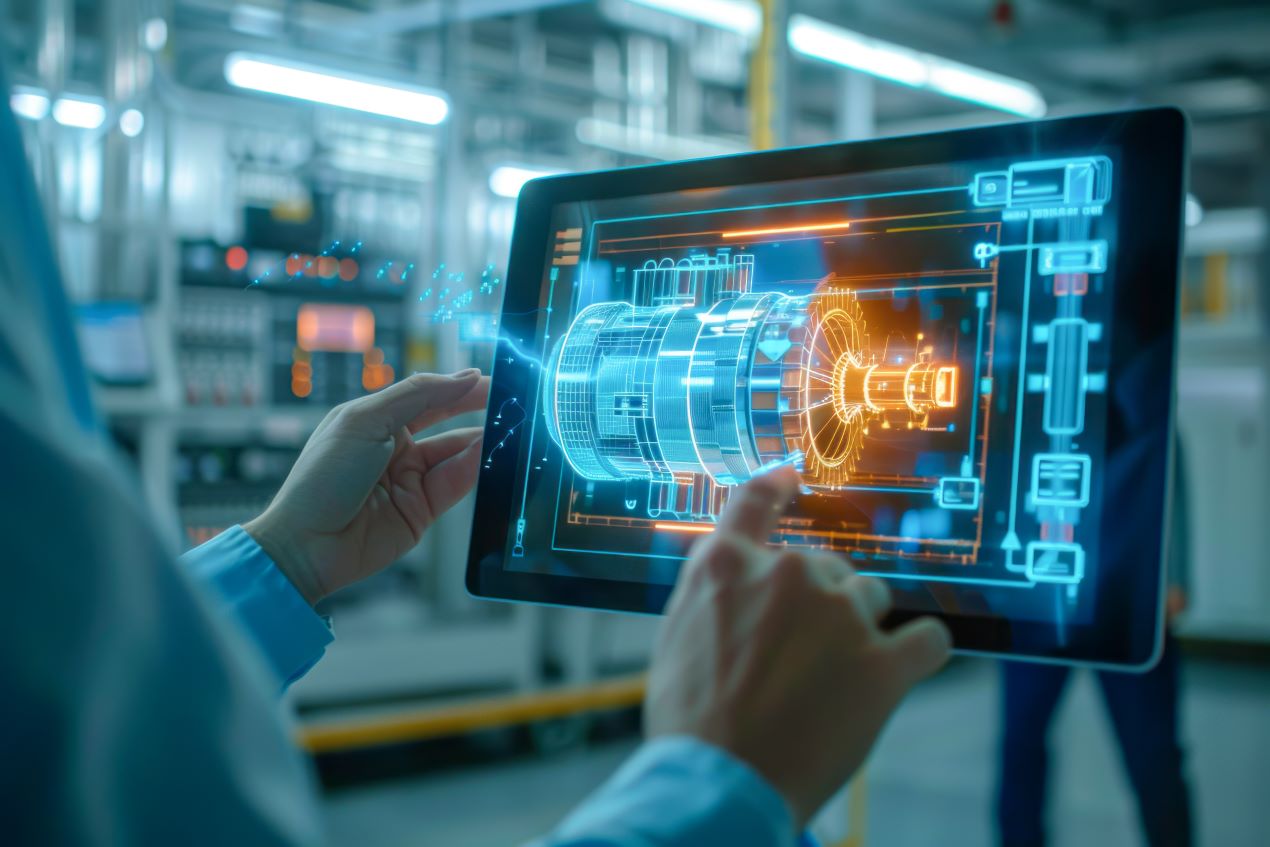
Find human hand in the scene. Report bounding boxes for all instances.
[644,466,952,826]
[244,370,488,605]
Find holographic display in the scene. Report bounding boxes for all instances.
[493,150,1122,625]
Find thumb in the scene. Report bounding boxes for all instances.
[420,432,484,523]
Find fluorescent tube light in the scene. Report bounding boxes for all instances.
[577,117,747,161]
[52,96,106,129]
[787,15,926,87]
[489,164,562,198]
[10,88,50,121]
[224,52,449,125]
[625,0,761,39]
[788,14,1046,118]
[926,58,1046,118]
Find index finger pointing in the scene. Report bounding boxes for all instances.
[407,374,489,433]
[716,465,800,546]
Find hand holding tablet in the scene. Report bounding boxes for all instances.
[468,108,1188,669]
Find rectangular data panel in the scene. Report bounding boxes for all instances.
[1043,318,1090,436]
[1038,241,1108,276]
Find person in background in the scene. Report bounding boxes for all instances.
[1,58,951,846]
[996,334,1194,847]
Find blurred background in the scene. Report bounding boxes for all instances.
[5,0,1268,844]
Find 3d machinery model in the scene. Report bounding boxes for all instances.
[542,251,960,491]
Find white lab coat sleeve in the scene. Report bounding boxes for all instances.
[0,401,324,846]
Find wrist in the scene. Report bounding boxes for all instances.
[243,512,325,606]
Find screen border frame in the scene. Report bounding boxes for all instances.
[466,107,1188,670]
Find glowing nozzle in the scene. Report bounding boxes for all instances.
[834,359,958,421]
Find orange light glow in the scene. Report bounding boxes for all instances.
[653,522,715,534]
[225,245,248,271]
[362,363,394,391]
[285,255,304,276]
[291,378,312,398]
[934,366,958,408]
[363,346,385,366]
[721,220,850,240]
[339,258,359,281]
[318,256,339,278]
[296,303,375,352]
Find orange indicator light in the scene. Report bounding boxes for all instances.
[653,522,715,534]
[721,220,850,240]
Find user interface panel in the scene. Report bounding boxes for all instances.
[502,154,1115,623]
[473,112,1186,663]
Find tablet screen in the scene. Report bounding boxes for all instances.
[472,111,1184,665]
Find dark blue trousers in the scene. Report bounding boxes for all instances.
[996,636,1193,846]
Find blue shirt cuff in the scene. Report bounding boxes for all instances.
[180,525,333,689]
[540,735,796,847]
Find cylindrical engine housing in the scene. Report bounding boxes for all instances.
[543,294,806,484]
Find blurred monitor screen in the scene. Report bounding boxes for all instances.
[76,303,152,385]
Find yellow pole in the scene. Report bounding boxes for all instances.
[748,0,777,150]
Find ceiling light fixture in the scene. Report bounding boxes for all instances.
[52,96,106,129]
[119,108,145,137]
[224,52,449,126]
[489,164,563,199]
[624,0,761,39]
[10,88,51,121]
[788,15,1046,118]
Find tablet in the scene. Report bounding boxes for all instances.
[467,108,1187,669]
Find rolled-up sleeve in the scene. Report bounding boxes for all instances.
[181,526,334,688]
[530,736,797,847]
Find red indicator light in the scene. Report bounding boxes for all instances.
[225,245,248,271]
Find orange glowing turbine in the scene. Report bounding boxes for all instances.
[801,290,959,488]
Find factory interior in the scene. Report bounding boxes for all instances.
[4,0,1268,845]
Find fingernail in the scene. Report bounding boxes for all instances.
[452,368,480,379]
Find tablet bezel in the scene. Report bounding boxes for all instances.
[466,107,1187,669]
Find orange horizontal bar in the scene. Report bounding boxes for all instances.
[722,220,850,239]
[654,522,715,534]
[299,675,646,754]
[552,254,580,266]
